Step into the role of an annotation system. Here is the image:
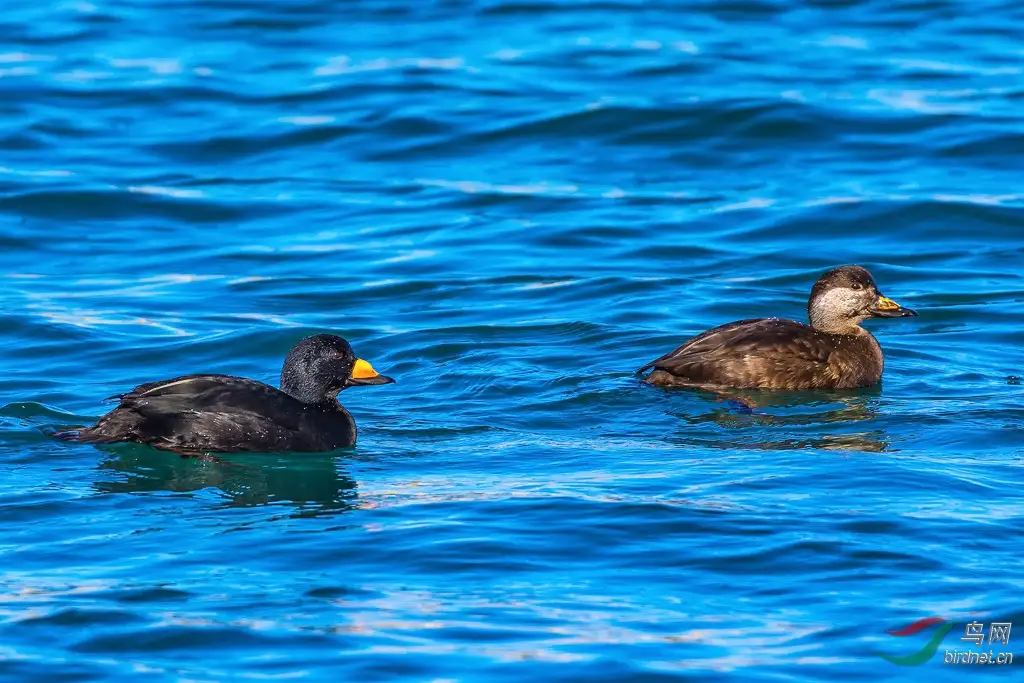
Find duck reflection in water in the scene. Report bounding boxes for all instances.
[662,390,890,453]
[93,445,359,514]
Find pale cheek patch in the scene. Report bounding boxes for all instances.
[812,287,860,317]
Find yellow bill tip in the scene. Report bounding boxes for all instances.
[350,358,379,379]
[876,295,901,311]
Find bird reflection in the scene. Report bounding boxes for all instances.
[93,446,359,515]
[662,389,890,453]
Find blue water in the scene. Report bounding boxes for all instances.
[1,1,1022,680]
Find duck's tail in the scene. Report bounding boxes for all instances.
[50,426,118,443]
[634,361,655,376]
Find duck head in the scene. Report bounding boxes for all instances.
[808,265,917,333]
[280,333,395,404]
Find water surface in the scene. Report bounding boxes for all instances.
[1,1,1022,680]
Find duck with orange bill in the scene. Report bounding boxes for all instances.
[55,334,394,453]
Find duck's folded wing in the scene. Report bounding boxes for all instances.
[116,375,298,419]
[110,375,310,451]
[116,374,252,401]
[120,374,284,405]
[637,319,838,387]
[635,318,770,374]
[142,407,307,453]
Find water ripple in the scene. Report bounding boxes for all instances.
[1,0,1022,681]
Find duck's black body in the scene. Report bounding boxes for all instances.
[73,374,359,452]
[636,266,917,391]
[57,334,394,454]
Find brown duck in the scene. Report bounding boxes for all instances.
[636,265,917,390]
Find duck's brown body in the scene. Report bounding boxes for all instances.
[640,317,884,390]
